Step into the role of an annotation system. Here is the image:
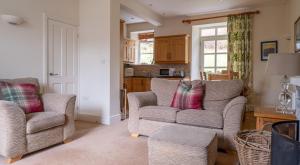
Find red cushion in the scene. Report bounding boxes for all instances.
[170,81,204,110]
[0,82,44,114]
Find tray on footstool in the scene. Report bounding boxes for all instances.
[148,125,218,165]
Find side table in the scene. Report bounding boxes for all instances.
[254,107,296,130]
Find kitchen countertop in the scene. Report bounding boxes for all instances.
[126,76,185,78]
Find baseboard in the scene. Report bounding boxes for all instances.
[76,113,121,125]
[76,114,100,123]
[110,114,121,125]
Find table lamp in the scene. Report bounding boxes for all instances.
[265,53,300,113]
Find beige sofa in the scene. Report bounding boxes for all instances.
[0,78,76,163]
[127,78,246,150]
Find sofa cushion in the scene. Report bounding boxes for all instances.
[202,80,243,113]
[0,78,40,93]
[0,82,44,114]
[26,112,65,134]
[151,78,180,106]
[139,106,179,123]
[176,109,223,129]
[171,81,204,110]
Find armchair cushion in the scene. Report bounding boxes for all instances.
[26,112,65,134]
[139,106,179,123]
[176,109,223,129]
[202,80,243,113]
[0,82,43,113]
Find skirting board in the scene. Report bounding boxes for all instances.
[110,114,121,125]
[76,113,121,125]
[76,114,100,123]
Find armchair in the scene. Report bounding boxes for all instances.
[0,78,76,163]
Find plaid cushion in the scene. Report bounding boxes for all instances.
[0,82,43,114]
[170,81,204,110]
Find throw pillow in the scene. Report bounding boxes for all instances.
[170,81,205,110]
[0,82,44,114]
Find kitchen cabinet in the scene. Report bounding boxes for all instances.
[124,77,151,92]
[123,39,136,63]
[154,34,189,64]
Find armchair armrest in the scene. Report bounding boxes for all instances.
[127,92,157,134]
[0,101,26,158]
[42,93,76,140]
[223,96,247,150]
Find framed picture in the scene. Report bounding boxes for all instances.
[295,17,300,53]
[261,41,278,61]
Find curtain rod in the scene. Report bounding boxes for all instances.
[182,10,260,24]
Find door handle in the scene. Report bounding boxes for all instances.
[49,73,59,76]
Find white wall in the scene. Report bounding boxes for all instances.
[0,0,79,83]
[79,0,120,124]
[252,3,290,106]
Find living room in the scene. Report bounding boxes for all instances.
[0,0,300,164]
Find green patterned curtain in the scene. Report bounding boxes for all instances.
[228,14,253,97]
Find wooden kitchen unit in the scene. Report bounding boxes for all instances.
[124,77,151,93]
[123,39,136,63]
[254,107,296,130]
[155,34,189,64]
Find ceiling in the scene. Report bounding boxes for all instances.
[120,7,146,24]
[136,0,287,17]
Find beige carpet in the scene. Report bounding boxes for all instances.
[0,120,238,165]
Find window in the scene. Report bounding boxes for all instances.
[138,38,154,64]
[200,23,228,73]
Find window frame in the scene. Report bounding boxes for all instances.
[137,39,154,65]
[199,24,228,73]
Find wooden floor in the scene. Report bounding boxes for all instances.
[242,111,256,130]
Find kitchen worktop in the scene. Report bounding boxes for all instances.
[127,76,185,79]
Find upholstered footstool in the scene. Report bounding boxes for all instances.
[148,125,218,165]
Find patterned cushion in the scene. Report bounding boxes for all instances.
[170,81,204,110]
[0,82,44,114]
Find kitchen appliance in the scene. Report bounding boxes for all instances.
[169,68,176,76]
[125,68,134,77]
[159,68,170,76]
[290,76,300,119]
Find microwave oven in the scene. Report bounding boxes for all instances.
[159,68,170,76]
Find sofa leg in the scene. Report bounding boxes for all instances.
[131,133,139,138]
[6,155,22,164]
[63,139,72,144]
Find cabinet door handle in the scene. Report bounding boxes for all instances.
[49,73,59,76]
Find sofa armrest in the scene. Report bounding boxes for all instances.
[223,96,247,150]
[0,101,27,158]
[42,93,76,140]
[127,92,157,134]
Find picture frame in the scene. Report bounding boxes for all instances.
[261,41,278,61]
[295,17,300,53]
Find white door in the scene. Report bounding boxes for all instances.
[47,19,78,95]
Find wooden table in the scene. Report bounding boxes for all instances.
[254,107,296,130]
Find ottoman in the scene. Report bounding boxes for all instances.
[148,125,218,165]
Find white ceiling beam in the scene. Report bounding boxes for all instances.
[120,0,163,26]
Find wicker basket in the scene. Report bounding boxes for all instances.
[234,130,271,165]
